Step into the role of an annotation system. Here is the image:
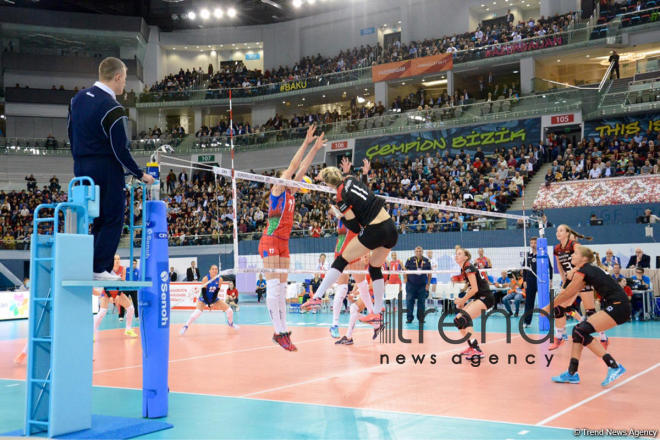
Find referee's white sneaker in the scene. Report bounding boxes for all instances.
[93,271,122,281]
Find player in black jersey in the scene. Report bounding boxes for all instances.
[551,225,608,350]
[302,166,398,323]
[543,246,629,387]
[453,247,495,359]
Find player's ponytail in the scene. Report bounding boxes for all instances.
[560,224,593,242]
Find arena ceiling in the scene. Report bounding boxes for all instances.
[1,0,342,30]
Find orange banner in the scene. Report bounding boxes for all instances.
[371,53,453,82]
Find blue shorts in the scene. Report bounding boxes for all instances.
[199,296,220,307]
[430,277,437,284]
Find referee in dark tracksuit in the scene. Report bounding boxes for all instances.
[404,246,432,324]
[68,57,154,280]
[521,237,552,327]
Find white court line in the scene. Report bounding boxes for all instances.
[241,335,516,398]
[93,336,329,375]
[535,362,660,426]
[518,429,529,435]
[5,383,19,387]
[92,381,570,432]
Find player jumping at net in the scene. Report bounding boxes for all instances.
[258,124,326,351]
[550,225,607,350]
[544,245,628,387]
[328,157,377,339]
[180,264,238,335]
[453,247,495,359]
[301,164,398,323]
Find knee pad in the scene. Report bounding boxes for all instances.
[585,308,596,317]
[454,313,472,330]
[331,255,349,272]
[553,305,566,319]
[572,321,596,346]
[368,265,383,281]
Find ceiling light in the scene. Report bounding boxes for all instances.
[227,7,237,18]
[184,46,188,49]
[261,0,283,9]
[308,0,316,4]
[187,11,196,20]
[557,59,561,62]
[402,82,406,85]
[200,8,210,19]
[293,0,302,7]
[214,8,223,18]
[422,79,447,87]
[322,94,326,98]
[586,54,590,58]
[302,97,305,101]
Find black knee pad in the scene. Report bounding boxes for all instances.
[368,265,383,281]
[331,255,349,272]
[553,305,566,319]
[454,313,472,330]
[572,321,596,346]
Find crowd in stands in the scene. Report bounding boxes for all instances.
[194,99,388,146]
[544,130,659,185]
[392,79,520,113]
[2,131,660,249]
[159,143,541,246]
[142,10,577,102]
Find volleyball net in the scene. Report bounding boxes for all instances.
[157,153,536,286]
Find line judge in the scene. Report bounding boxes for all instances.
[69,57,154,281]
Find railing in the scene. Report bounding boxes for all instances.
[1,91,582,156]
[133,19,655,106]
[0,136,184,156]
[137,67,372,104]
[190,92,581,153]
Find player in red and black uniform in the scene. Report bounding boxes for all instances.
[453,247,495,359]
[544,246,629,387]
[258,125,326,351]
[302,165,398,325]
[329,157,373,339]
[550,224,598,350]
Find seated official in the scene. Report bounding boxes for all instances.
[502,275,525,317]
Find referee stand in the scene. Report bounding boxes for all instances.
[15,176,172,439]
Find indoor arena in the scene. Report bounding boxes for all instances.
[0,0,659,439]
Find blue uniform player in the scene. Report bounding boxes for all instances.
[180,265,239,335]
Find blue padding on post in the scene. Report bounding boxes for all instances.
[536,238,551,332]
[3,415,172,439]
[138,201,170,418]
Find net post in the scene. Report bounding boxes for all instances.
[536,225,551,332]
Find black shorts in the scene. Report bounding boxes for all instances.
[474,292,495,309]
[601,299,631,325]
[357,218,398,250]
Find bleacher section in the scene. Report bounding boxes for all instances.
[534,176,660,209]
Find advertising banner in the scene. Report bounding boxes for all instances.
[584,113,660,142]
[371,53,453,82]
[354,117,542,162]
